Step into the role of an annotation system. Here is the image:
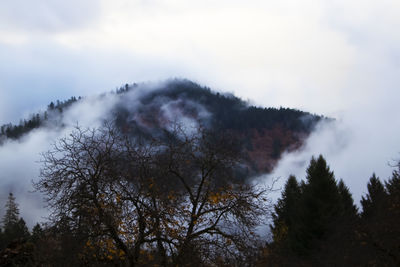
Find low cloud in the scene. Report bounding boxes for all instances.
[263,103,400,205]
[0,83,213,227]
[0,93,119,227]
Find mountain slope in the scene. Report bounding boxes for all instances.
[0,79,325,175]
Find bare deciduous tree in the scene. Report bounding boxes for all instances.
[34,122,272,266]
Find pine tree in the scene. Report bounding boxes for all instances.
[31,223,44,243]
[338,179,358,216]
[385,169,400,198]
[270,175,301,248]
[360,173,387,218]
[1,193,30,248]
[3,193,19,229]
[300,156,341,239]
[267,156,358,265]
[358,172,400,265]
[294,156,355,255]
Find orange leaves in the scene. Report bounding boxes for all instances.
[83,237,126,263]
[209,194,219,205]
[208,191,234,205]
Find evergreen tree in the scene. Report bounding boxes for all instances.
[3,193,19,229]
[360,173,387,218]
[31,223,44,243]
[267,156,358,265]
[358,172,400,266]
[382,169,400,264]
[297,156,342,251]
[1,193,30,248]
[337,179,358,216]
[16,218,30,239]
[270,175,301,249]
[292,155,356,256]
[385,169,400,198]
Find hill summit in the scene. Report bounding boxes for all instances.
[0,79,324,175]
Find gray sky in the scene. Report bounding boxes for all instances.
[1,0,400,225]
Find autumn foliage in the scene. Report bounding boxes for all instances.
[33,123,271,266]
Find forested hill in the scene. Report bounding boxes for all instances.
[0,79,325,174]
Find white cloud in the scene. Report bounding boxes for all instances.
[0,94,119,227]
[0,0,100,33]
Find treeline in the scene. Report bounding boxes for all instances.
[0,79,322,144]
[0,149,399,264]
[0,96,80,140]
[0,193,43,265]
[133,79,323,132]
[260,155,400,266]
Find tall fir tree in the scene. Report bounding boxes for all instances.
[267,155,358,265]
[3,193,19,229]
[337,179,358,216]
[360,173,387,218]
[297,156,342,251]
[1,193,30,249]
[270,175,301,248]
[287,156,356,256]
[358,171,400,266]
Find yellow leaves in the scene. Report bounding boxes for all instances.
[208,191,235,205]
[82,237,128,262]
[209,194,219,204]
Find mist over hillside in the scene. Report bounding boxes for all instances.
[0,79,325,227]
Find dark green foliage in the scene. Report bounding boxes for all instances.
[30,223,44,243]
[270,175,301,250]
[0,96,79,141]
[338,179,358,216]
[265,159,400,266]
[385,169,400,197]
[0,113,42,140]
[357,170,400,266]
[0,194,30,250]
[361,173,387,219]
[131,79,322,133]
[295,156,344,254]
[268,155,358,263]
[0,238,35,266]
[2,193,19,228]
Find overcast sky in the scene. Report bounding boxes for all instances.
[1,0,400,226]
